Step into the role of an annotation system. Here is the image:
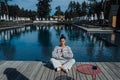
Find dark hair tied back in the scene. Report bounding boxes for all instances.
[60,34,66,40]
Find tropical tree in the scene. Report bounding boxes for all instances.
[54,6,64,16]
[37,0,52,18]
[0,2,5,15]
[8,5,37,20]
[94,2,103,19]
[81,1,87,16]
[28,10,37,20]
[76,2,81,16]
[65,1,81,19]
[8,5,20,17]
[3,0,12,14]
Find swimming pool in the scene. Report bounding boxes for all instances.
[0,24,120,62]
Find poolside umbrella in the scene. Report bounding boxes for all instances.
[36,18,38,21]
[88,16,91,21]
[23,17,25,21]
[91,14,94,21]
[3,14,6,20]
[100,12,104,20]
[0,16,3,20]
[94,13,98,20]
[10,17,12,21]
[15,17,18,21]
[84,15,87,20]
[39,18,41,21]
[28,18,30,21]
[18,17,20,21]
[43,18,45,21]
[6,15,9,21]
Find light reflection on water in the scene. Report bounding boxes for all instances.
[0,24,120,62]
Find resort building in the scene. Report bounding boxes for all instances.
[110,5,120,29]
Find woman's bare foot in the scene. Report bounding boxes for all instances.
[55,67,61,72]
[59,66,68,73]
[59,66,64,70]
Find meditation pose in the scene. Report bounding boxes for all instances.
[50,34,75,73]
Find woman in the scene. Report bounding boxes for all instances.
[50,34,75,73]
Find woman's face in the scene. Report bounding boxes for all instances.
[60,38,66,46]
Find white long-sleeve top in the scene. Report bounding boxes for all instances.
[52,46,73,60]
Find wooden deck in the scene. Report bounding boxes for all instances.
[0,61,119,80]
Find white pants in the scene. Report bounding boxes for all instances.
[50,58,75,70]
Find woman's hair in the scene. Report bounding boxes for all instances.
[60,34,66,40]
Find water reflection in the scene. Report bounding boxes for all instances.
[38,25,52,58]
[99,40,104,48]
[111,33,116,43]
[0,42,16,60]
[65,25,81,41]
[86,39,95,61]
[97,48,104,61]
[0,24,120,61]
[93,37,97,44]
[54,25,64,36]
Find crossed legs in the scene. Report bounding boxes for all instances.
[50,58,75,72]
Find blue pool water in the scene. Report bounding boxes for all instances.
[0,24,120,62]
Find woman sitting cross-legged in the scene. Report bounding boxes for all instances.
[50,34,75,73]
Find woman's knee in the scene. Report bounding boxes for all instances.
[50,58,55,62]
[50,58,58,63]
[70,59,75,63]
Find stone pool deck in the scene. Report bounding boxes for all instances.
[0,61,119,80]
[0,23,33,30]
[73,24,113,33]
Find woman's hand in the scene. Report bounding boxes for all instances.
[61,48,63,53]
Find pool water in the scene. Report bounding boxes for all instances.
[0,24,120,62]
